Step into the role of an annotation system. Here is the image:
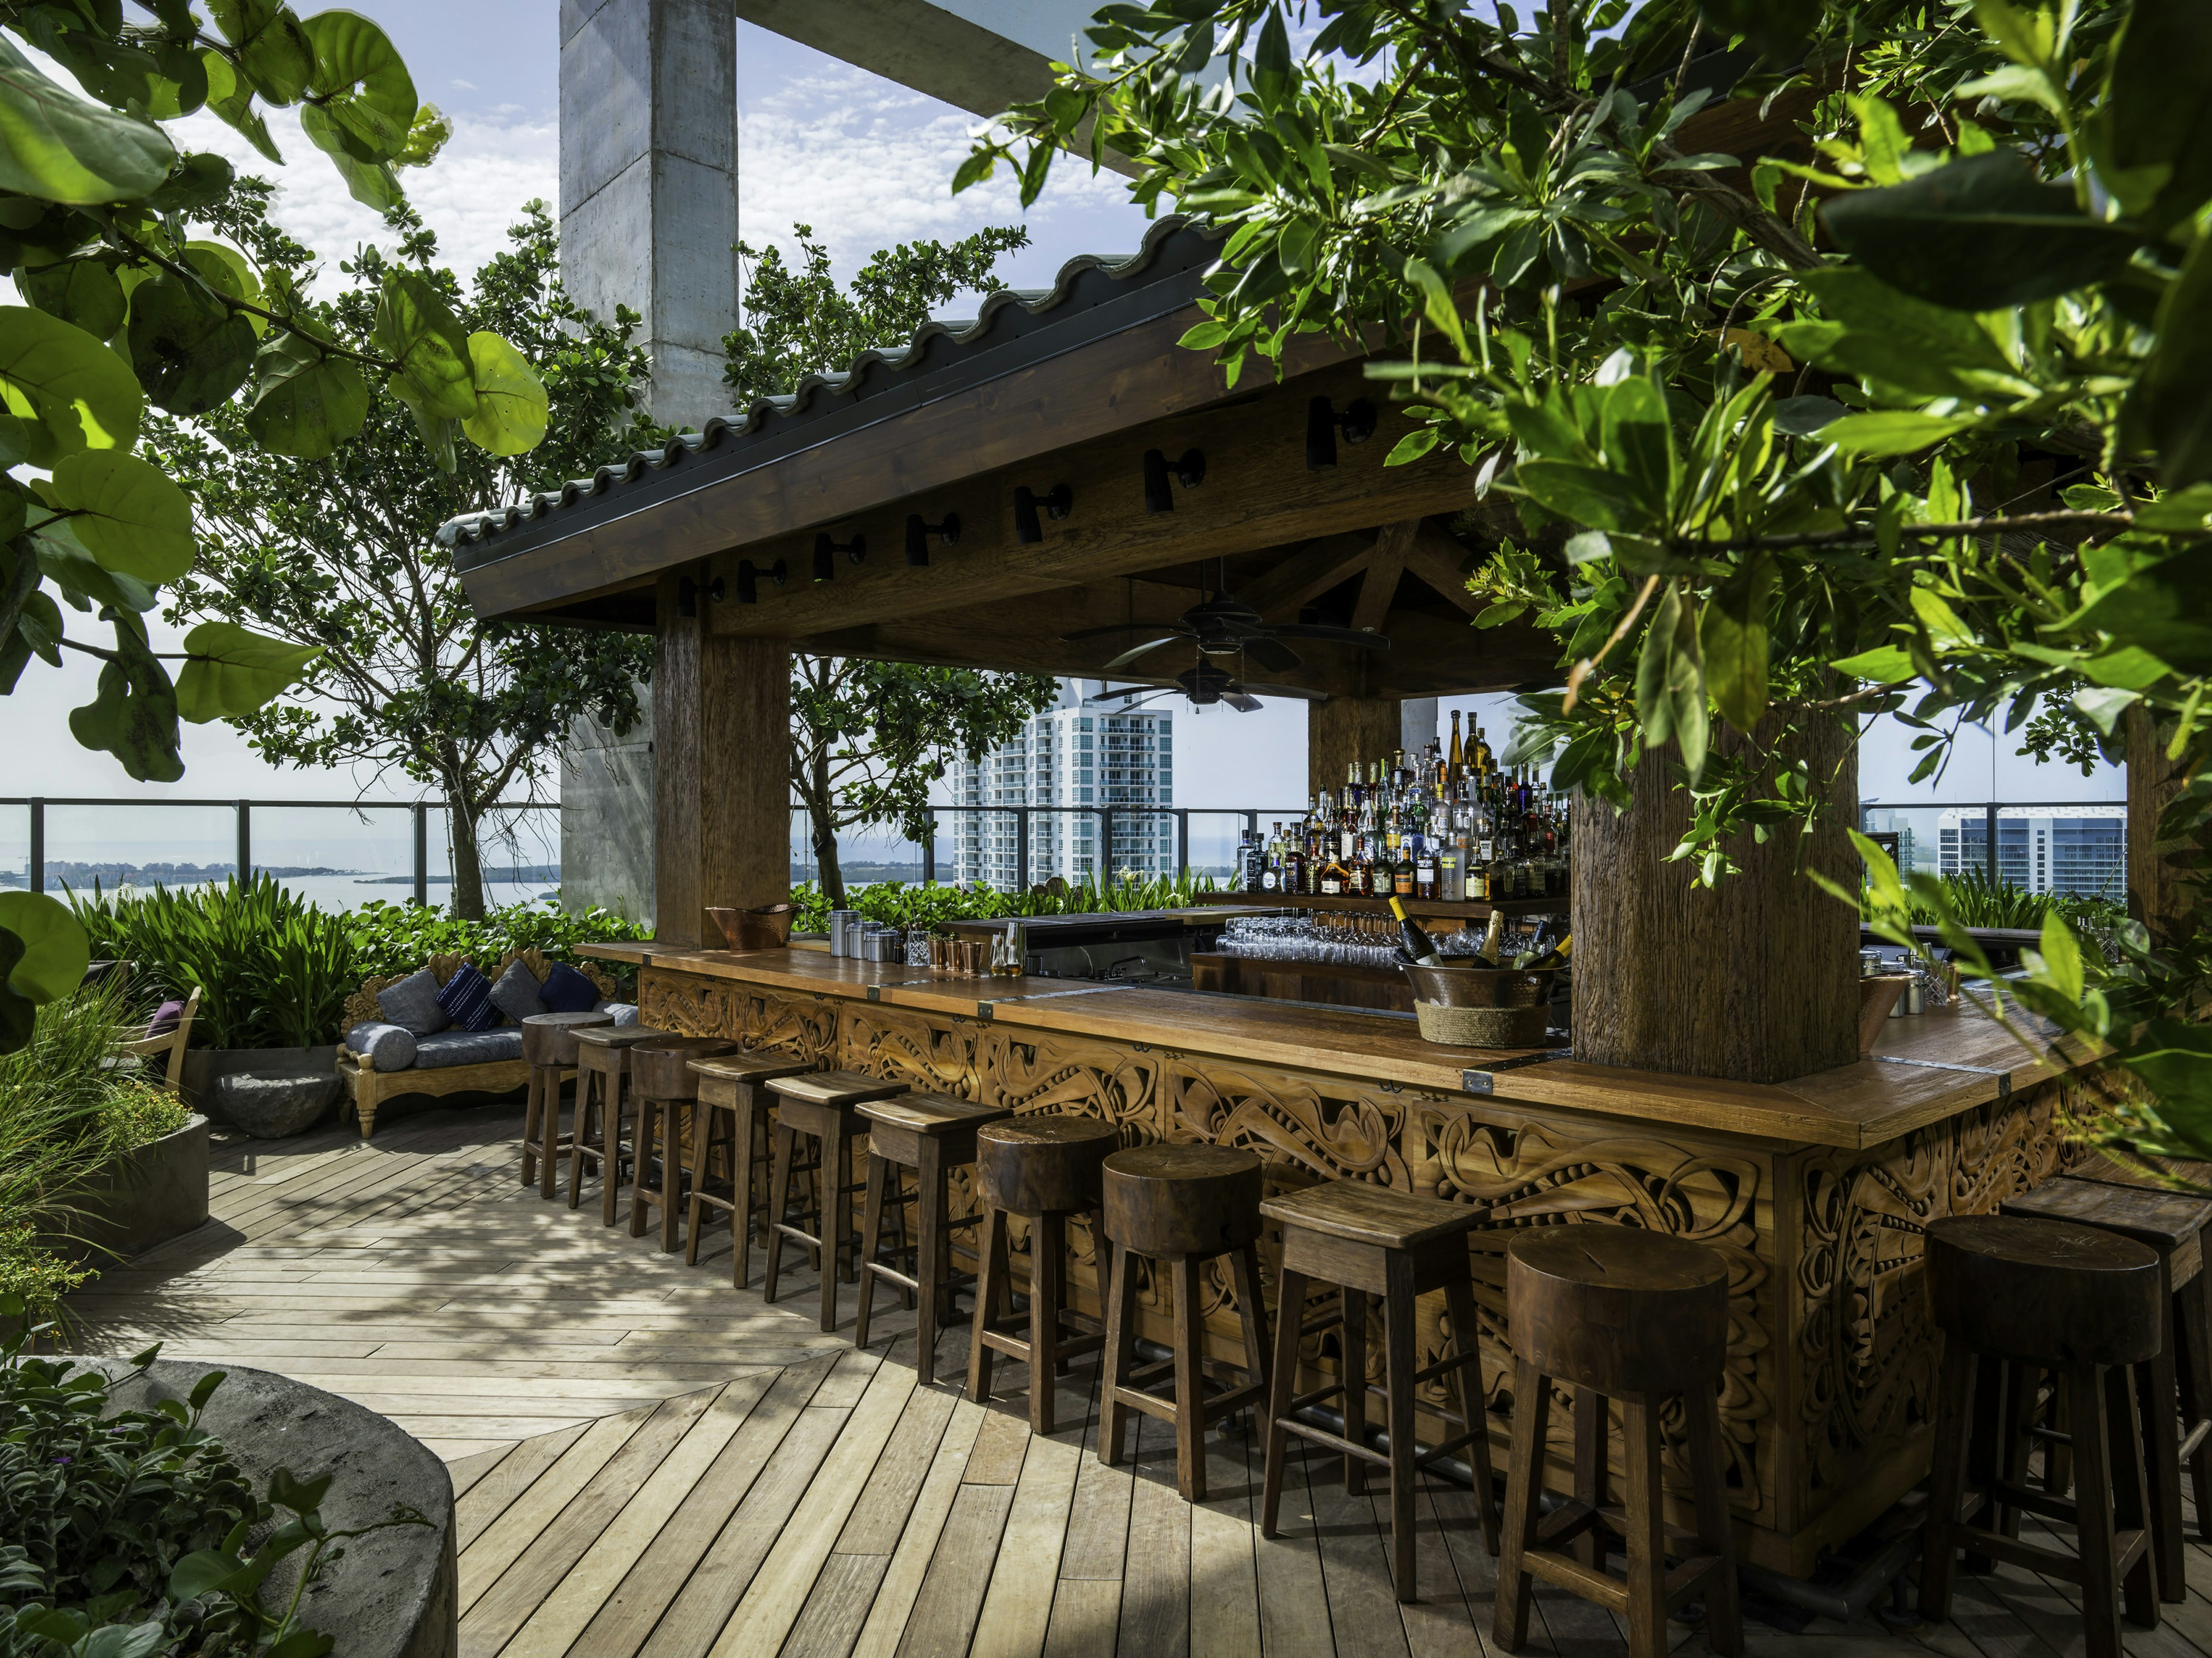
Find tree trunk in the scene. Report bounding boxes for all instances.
[448,796,487,920]
[809,752,846,909]
[1570,717,1861,1082]
[2125,704,2202,951]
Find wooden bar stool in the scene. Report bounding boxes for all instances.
[685,1050,817,1287]
[969,1114,1118,1435]
[1098,1143,1271,1501]
[1260,1178,1501,1599]
[628,1037,738,1251]
[569,1025,668,1224]
[2002,1175,2212,1599]
[1921,1214,2164,1658]
[764,1070,904,1332]
[520,1010,613,1198]
[1495,1228,1741,1658]
[855,1092,1012,1384]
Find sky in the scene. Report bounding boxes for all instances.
[13,3,2122,847]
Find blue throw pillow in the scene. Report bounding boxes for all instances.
[539,961,602,1014]
[434,962,502,1033]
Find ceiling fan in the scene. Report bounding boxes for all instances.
[1096,661,1327,714]
[1059,560,1391,676]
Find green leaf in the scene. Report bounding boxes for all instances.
[2034,911,2085,1003]
[0,892,89,1003]
[1909,586,1976,651]
[297,101,403,210]
[372,271,476,420]
[1833,644,1915,682]
[2134,230,2212,488]
[1402,256,1467,356]
[1637,581,1681,748]
[2071,552,2212,671]
[30,514,159,614]
[0,35,175,205]
[1821,150,2142,310]
[1251,7,1291,109]
[202,50,282,162]
[210,0,316,104]
[1787,267,2024,399]
[0,306,143,463]
[175,621,320,722]
[18,258,127,341]
[303,9,417,146]
[146,151,237,214]
[48,451,194,582]
[1819,410,1982,457]
[1697,0,1819,60]
[459,332,547,456]
[126,279,257,415]
[1699,557,1772,732]
[1514,460,1652,532]
[69,616,183,783]
[186,241,266,335]
[2103,0,2212,232]
[244,329,368,458]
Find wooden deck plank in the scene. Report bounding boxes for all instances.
[445,1444,517,1500]
[781,1554,892,1658]
[1191,1412,1263,1658]
[835,1384,960,1555]
[971,1428,1084,1658]
[1120,1412,1195,1658]
[1041,1577,1123,1658]
[892,1481,1017,1658]
[457,1405,660,1611]
[1256,1437,1341,1658]
[849,1396,988,1658]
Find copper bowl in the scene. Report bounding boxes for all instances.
[1402,961,1556,1010]
[706,902,800,951]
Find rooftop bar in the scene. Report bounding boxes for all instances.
[584,936,2103,1575]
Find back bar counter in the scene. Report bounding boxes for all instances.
[581,940,2104,1576]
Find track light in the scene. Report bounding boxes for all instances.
[1305,397,1377,469]
[1142,448,1206,513]
[734,557,787,604]
[1012,483,1074,545]
[812,532,864,582]
[676,574,724,617]
[905,511,961,567]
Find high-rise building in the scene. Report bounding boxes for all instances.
[1935,805,2125,900]
[943,681,1175,890]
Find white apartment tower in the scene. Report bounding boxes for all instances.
[944,681,1176,890]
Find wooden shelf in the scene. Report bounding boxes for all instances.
[1190,891,1563,920]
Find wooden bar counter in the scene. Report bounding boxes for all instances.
[584,940,2108,1576]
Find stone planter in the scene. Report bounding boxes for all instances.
[183,1045,340,1136]
[52,1115,210,1265]
[93,1360,457,1658]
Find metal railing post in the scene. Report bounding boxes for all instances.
[1017,807,1031,891]
[1176,809,1189,877]
[235,800,251,886]
[1099,806,1115,878]
[412,803,428,907]
[922,809,936,886]
[1983,802,1999,883]
[28,798,43,896]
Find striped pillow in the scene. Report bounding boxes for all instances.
[433,961,502,1033]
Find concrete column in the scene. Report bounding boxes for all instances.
[560,685,656,925]
[560,0,739,430]
[1399,697,1437,758]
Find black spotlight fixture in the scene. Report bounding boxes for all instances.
[1305,396,1377,469]
[1142,447,1206,513]
[734,557,787,604]
[812,531,864,582]
[905,511,961,566]
[1012,483,1074,545]
[675,574,724,617]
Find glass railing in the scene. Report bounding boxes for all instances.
[1858,801,2127,904]
[787,805,1306,891]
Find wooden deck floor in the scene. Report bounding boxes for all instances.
[59,1102,2212,1658]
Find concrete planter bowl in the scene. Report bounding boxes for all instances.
[91,1360,459,1658]
[52,1114,211,1265]
[182,1045,342,1139]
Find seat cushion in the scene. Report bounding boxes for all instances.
[539,961,601,1014]
[489,959,548,1024]
[346,1021,418,1071]
[435,962,502,1033]
[412,1028,525,1069]
[594,1001,640,1027]
[376,968,450,1036]
[147,999,184,1038]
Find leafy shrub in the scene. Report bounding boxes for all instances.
[69,879,358,1051]
[0,984,191,1318]
[790,871,1222,933]
[1902,868,2127,935]
[343,900,650,989]
[0,1300,426,1657]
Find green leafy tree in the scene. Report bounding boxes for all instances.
[962,0,2212,1155]
[729,223,1057,907]
[146,194,659,920]
[1,1,555,1044]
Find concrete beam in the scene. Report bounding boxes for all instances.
[734,0,1107,115]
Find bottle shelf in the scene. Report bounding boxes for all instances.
[1192,892,1563,920]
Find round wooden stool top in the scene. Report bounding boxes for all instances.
[977,1115,1118,1216]
[630,1036,739,1100]
[1507,1228,1728,1397]
[1104,1143,1264,1260]
[1927,1213,2162,1369]
[574,1024,669,1054]
[520,1010,615,1067]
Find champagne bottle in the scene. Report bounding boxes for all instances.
[1524,931,1573,971]
[1389,896,1442,966]
[1471,908,1506,966]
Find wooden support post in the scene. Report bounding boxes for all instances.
[653,568,790,947]
[1308,697,1401,798]
[2126,705,2200,950]
[1570,719,1859,1082]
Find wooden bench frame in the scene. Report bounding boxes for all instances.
[336,950,621,1140]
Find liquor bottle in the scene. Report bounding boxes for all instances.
[1261,822,1283,893]
[1389,897,1443,966]
[1283,821,1306,896]
[1237,826,1261,893]
[1448,710,1464,786]
[1318,845,1350,896]
[1473,721,1494,777]
[1414,832,1438,902]
[1524,931,1573,971]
